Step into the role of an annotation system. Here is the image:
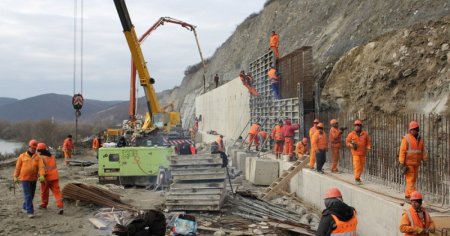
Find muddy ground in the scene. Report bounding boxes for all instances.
[0,150,167,236]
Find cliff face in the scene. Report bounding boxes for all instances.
[170,0,450,128]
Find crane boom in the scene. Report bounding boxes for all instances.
[128,17,207,122]
[114,0,161,122]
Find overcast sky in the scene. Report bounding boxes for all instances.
[0,0,265,101]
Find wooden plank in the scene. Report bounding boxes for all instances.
[166,194,222,201]
[267,222,314,235]
[88,218,107,230]
[262,156,310,200]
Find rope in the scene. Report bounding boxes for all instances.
[73,0,77,95]
[80,0,83,94]
[72,0,84,95]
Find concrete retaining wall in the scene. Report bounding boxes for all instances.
[195,78,250,144]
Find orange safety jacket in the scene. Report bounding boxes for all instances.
[92,138,100,150]
[14,152,45,181]
[267,68,278,80]
[296,141,307,156]
[258,131,268,139]
[329,127,342,149]
[309,126,318,140]
[312,131,328,151]
[399,133,427,166]
[249,123,261,135]
[63,138,74,151]
[400,206,434,235]
[269,34,279,48]
[41,155,59,181]
[216,136,224,152]
[330,210,358,236]
[346,130,372,156]
[271,125,284,141]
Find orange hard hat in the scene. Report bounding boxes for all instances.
[410,191,423,201]
[313,119,320,123]
[330,119,338,125]
[317,123,324,128]
[409,121,419,130]
[324,187,342,199]
[28,139,38,148]
[302,137,308,143]
[37,143,47,150]
[354,120,363,125]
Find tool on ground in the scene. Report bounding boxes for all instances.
[225,165,235,195]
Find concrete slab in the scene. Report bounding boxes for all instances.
[236,151,255,175]
[228,146,241,168]
[245,156,257,180]
[248,158,279,186]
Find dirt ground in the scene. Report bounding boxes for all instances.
[0,150,166,236]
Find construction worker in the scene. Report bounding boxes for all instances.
[269,30,280,58]
[316,187,358,236]
[267,66,280,99]
[329,119,343,173]
[312,123,328,173]
[399,191,435,235]
[399,121,428,200]
[37,143,64,215]
[257,130,268,151]
[63,134,74,165]
[271,120,284,159]
[345,120,372,185]
[295,137,308,160]
[216,135,225,152]
[308,119,320,169]
[282,119,299,160]
[92,136,100,159]
[13,139,45,218]
[247,122,261,151]
[214,74,219,88]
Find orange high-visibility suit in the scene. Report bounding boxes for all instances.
[92,137,100,151]
[400,206,435,234]
[295,141,308,159]
[258,131,268,149]
[271,124,284,158]
[346,130,372,181]
[248,123,261,150]
[399,133,427,198]
[329,127,343,172]
[312,131,328,171]
[63,137,74,164]
[308,126,318,169]
[40,153,63,209]
[14,152,45,181]
[269,32,280,58]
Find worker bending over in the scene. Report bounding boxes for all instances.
[37,143,64,215]
[271,120,284,159]
[295,137,308,160]
[257,130,268,151]
[399,121,428,201]
[247,122,261,151]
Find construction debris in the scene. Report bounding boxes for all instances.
[165,154,226,211]
[228,193,317,235]
[62,183,135,211]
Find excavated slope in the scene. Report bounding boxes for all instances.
[321,16,450,114]
[170,0,450,128]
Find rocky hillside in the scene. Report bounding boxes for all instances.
[322,16,450,114]
[170,0,450,128]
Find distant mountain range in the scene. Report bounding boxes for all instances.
[0,93,169,125]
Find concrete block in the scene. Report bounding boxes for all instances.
[236,151,256,176]
[227,146,240,168]
[249,158,279,186]
[245,156,257,180]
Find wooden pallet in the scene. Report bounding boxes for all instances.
[261,156,310,200]
[166,154,226,211]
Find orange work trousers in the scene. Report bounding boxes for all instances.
[283,137,294,157]
[352,155,366,180]
[330,148,340,172]
[308,148,316,169]
[40,179,64,209]
[273,140,284,155]
[405,165,420,198]
[271,46,279,58]
[248,134,259,149]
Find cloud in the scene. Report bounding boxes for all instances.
[0,0,264,100]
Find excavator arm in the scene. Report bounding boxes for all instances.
[114,0,161,122]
